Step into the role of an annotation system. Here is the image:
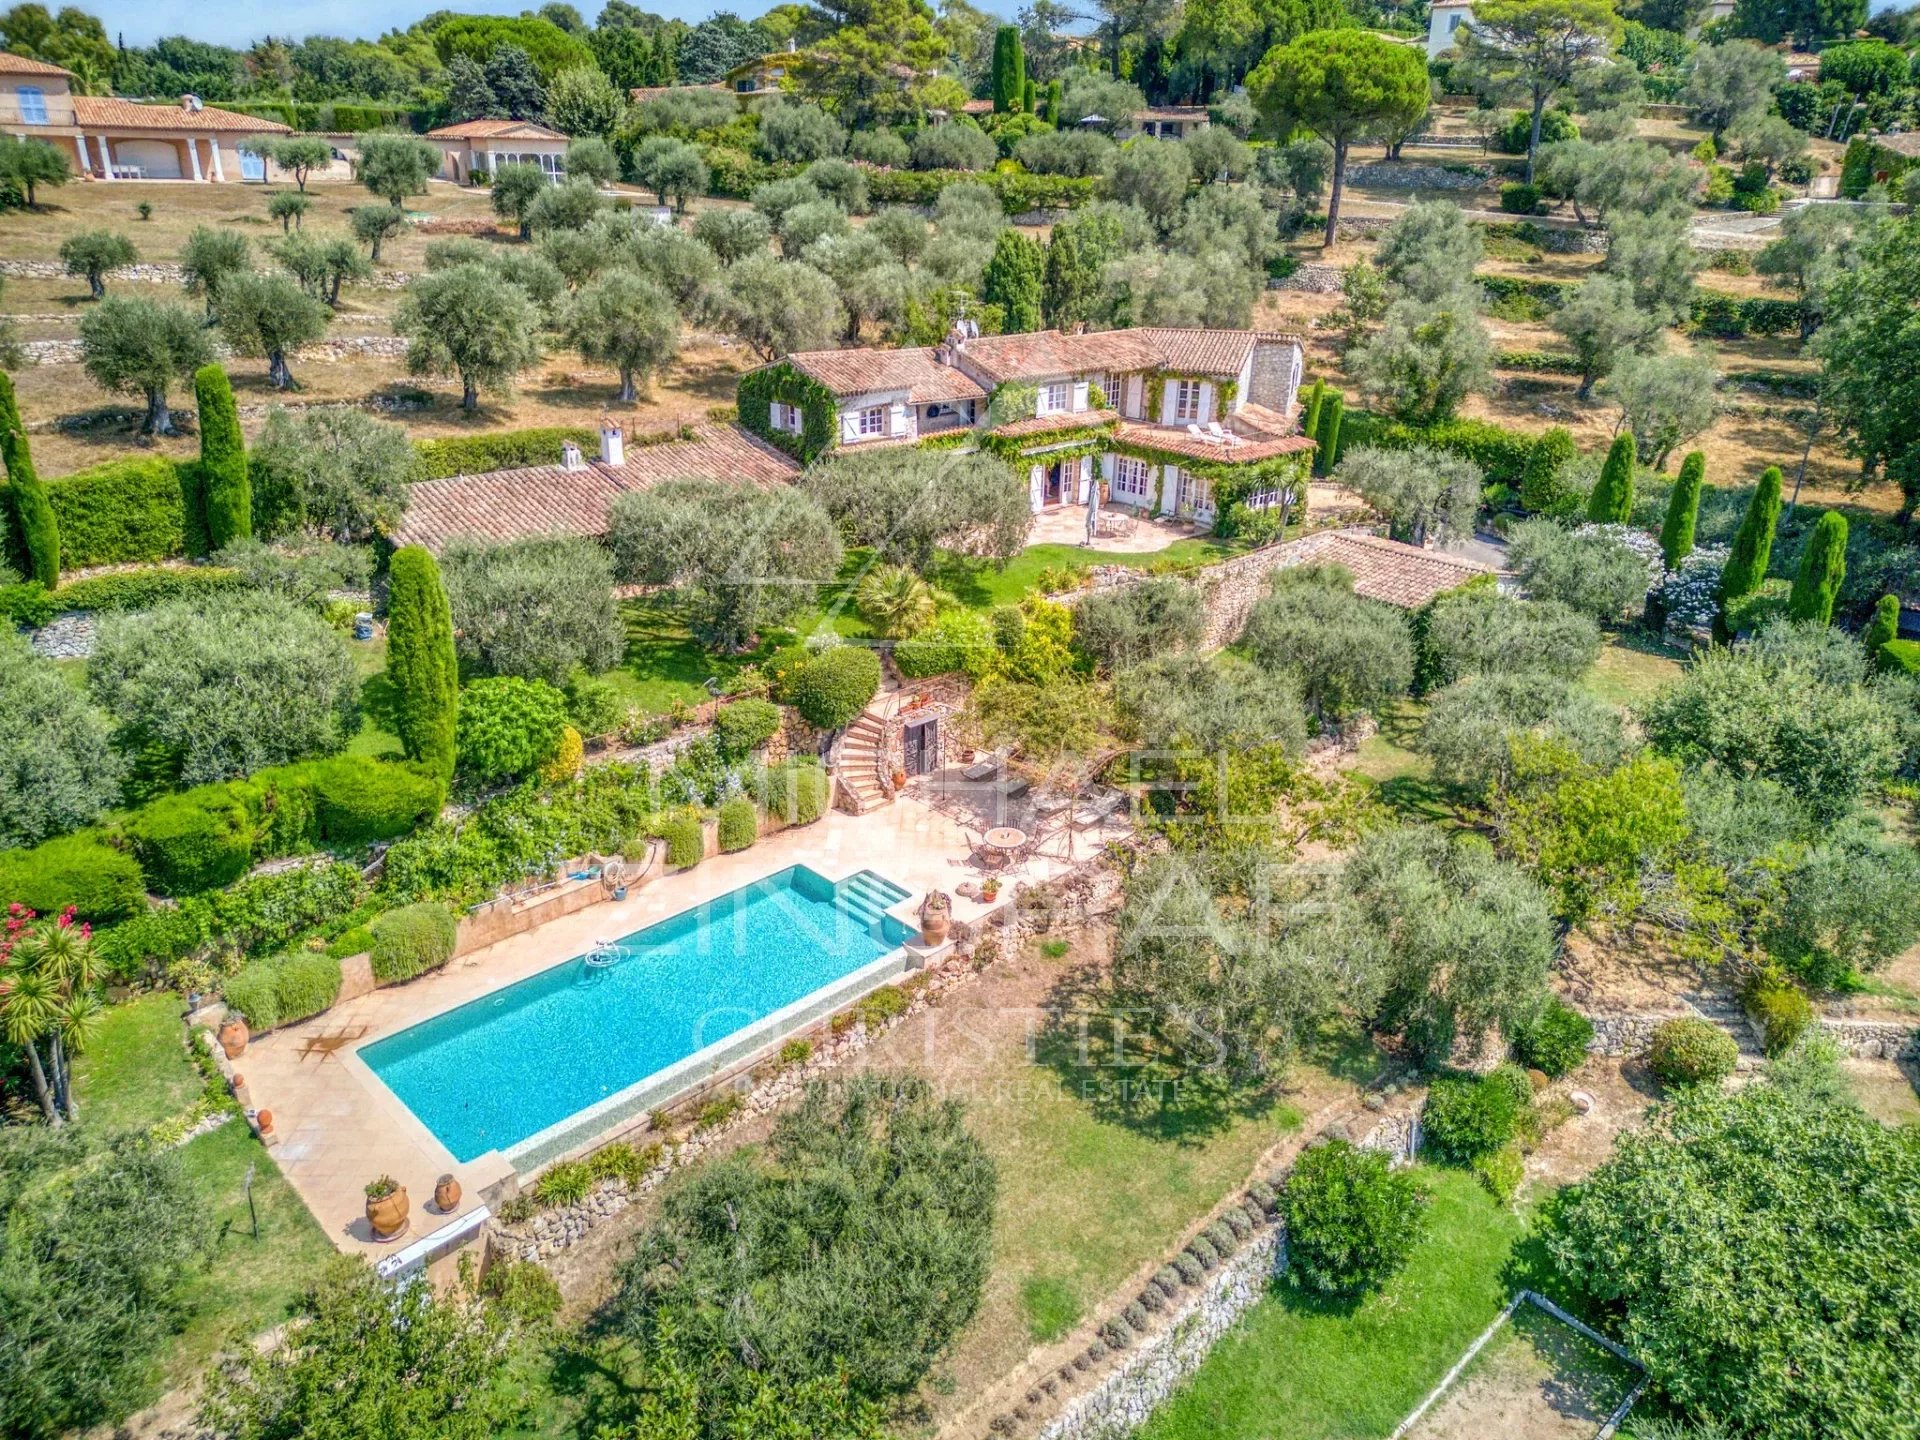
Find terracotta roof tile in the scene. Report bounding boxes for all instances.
[0,51,73,77]
[1114,420,1314,464]
[1131,328,1257,376]
[958,330,1163,384]
[425,118,569,141]
[993,408,1119,440]
[629,83,729,102]
[1295,530,1494,609]
[1877,131,1920,158]
[69,96,290,132]
[784,347,986,403]
[1134,107,1209,123]
[390,423,800,552]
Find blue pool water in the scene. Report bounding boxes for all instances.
[362,866,911,1162]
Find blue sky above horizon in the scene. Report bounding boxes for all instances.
[72,0,1911,55]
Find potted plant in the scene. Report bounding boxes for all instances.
[365,1175,409,1240]
[891,765,907,788]
[919,890,952,945]
[981,877,1001,903]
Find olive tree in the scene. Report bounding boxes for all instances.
[1239,565,1414,722]
[356,131,442,207]
[214,273,331,389]
[804,447,1030,572]
[261,134,334,191]
[716,253,844,360]
[1348,297,1492,425]
[58,229,136,300]
[349,204,406,262]
[441,536,623,685]
[1599,348,1720,470]
[631,136,708,212]
[0,631,126,850]
[179,226,253,320]
[395,262,543,410]
[561,267,678,401]
[77,295,213,434]
[490,162,549,240]
[1335,444,1483,546]
[248,405,412,542]
[1505,520,1652,623]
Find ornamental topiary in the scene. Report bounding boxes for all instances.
[194,364,250,550]
[1422,1070,1526,1164]
[1281,1138,1428,1297]
[1786,510,1847,626]
[122,788,255,895]
[655,812,705,869]
[1660,451,1704,569]
[368,901,458,984]
[303,756,443,849]
[764,757,832,825]
[1647,1016,1738,1087]
[385,546,459,778]
[1519,425,1577,515]
[788,645,881,730]
[1511,996,1595,1078]
[717,795,758,852]
[1720,466,1782,604]
[1,371,59,587]
[455,675,569,782]
[1863,593,1901,669]
[0,830,147,921]
[713,697,780,759]
[1586,432,1635,523]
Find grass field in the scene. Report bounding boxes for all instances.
[1582,633,1688,710]
[1139,1168,1530,1440]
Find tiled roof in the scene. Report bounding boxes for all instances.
[0,51,73,77]
[69,96,291,132]
[993,408,1119,440]
[784,347,986,403]
[1135,106,1209,122]
[1296,531,1495,609]
[958,330,1164,384]
[425,118,569,141]
[1877,131,1920,158]
[1132,328,1258,376]
[1114,420,1315,464]
[391,423,800,552]
[961,98,994,114]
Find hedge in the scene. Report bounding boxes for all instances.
[1342,412,1540,487]
[717,795,758,852]
[223,948,344,1033]
[0,581,54,627]
[765,757,831,826]
[1881,639,1920,676]
[712,698,780,759]
[0,830,148,922]
[123,788,256,896]
[654,812,705,869]
[88,860,365,981]
[1476,275,1807,339]
[894,608,993,678]
[369,902,458,983]
[56,565,246,613]
[226,101,424,132]
[406,427,598,482]
[788,646,882,730]
[32,456,195,567]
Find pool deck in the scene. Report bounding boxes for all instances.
[240,791,1122,1256]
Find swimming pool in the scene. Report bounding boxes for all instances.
[361,866,912,1164]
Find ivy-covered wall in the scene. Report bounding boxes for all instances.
[736,363,839,463]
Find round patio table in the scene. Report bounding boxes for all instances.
[981,827,1028,867]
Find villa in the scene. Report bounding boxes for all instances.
[424,117,573,185]
[0,52,291,180]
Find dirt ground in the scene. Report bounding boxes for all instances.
[1406,1302,1642,1440]
[1524,1056,1660,1193]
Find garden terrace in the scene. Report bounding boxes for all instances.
[388,421,799,552]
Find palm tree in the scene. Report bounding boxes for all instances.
[855,564,937,639]
[4,910,101,1121]
[0,966,61,1124]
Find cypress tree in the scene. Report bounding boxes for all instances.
[0,371,58,588]
[1301,379,1326,449]
[991,27,1026,114]
[1863,593,1900,667]
[1660,450,1705,569]
[194,363,251,552]
[1587,432,1636,523]
[386,545,460,778]
[1044,78,1062,123]
[1786,510,1848,625]
[1314,391,1343,477]
[983,230,1044,333]
[1023,77,1037,116]
[1721,466,1782,602]
[1519,425,1576,513]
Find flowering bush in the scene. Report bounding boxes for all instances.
[1659,545,1728,633]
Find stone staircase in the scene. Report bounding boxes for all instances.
[834,709,892,815]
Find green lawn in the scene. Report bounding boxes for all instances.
[70,992,339,1400]
[1347,699,1462,825]
[1582,633,1687,709]
[927,538,1241,610]
[346,633,404,758]
[1139,1168,1529,1440]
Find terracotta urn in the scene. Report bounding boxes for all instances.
[434,1173,462,1212]
[256,1109,273,1138]
[218,1016,249,1059]
[919,891,952,946]
[365,1178,409,1241]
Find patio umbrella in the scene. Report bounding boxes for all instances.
[1084,472,1100,546]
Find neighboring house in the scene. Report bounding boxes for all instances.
[745,326,1311,530]
[1427,0,1475,58]
[1126,106,1210,140]
[0,53,291,180]
[425,118,571,185]
[724,46,804,98]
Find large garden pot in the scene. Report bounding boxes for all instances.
[919,892,952,946]
[366,1182,409,1241]
[218,1017,249,1059]
[434,1174,462,1212]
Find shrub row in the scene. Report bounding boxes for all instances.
[224,100,425,132]
[1343,412,1541,487]
[865,166,1095,213]
[368,901,458,984]
[1475,275,1807,338]
[222,948,344,1034]
[406,427,599,482]
[764,757,831,827]
[1,456,198,572]
[0,566,248,629]
[87,860,367,981]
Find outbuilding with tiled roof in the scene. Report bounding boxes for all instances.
[423,118,571,185]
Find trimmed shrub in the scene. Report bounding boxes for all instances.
[305,756,443,847]
[122,788,255,895]
[1882,638,1920,676]
[1099,1316,1133,1349]
[455,675,569,782]
[787,645,881,730]
[1661,451,1704,568]
[713,697,780,759]
[385,546,459,777]
[0,830,147,921]
[1519,426,1577,515]
[1282,1138,1428,1296]
[1786,510,1847,626]
[1313,391,1343,476]
[1204,1219,1238,1255]
[764,757,831,825]
[1152,1264,1183,1295]
[1499,182,1542,214]
[1171,1252,1203,1285]
[1747,978,1813,1057]
[194,365,250,550]
[223,948,343,1033]
[38,456,192,567]
[716,795,758,852]
[1511,996,1594,1077]
[1720,466,1782,604]
[655,812,705,869]
[1586,432,1635,523]
[407,427,597,482]
[0,581,55,627]
[51,565,245,612]
[1647,1016,1738,1087]
[1187,1236,1218,1268]
[221,962,283,1033]
[1422,1071,1525,1164]
[895,607,995,679]
[368,902,458,983]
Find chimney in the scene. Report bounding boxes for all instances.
[560,441,584,472]
[599,418,624,467]
[181,93,202,112]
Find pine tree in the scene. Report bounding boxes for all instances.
[991,26,1025,114]
[1721,465,1783,602]
[1863,593,1900,668]
[385,545,460,778]
[983,230,1044,333]
[0,371,58,588]
[194,364,251,552]
[1786,510,1847,625]
[1313,391,1343,477]
[1587,432,1636,523]
[1660,450,1704,569]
